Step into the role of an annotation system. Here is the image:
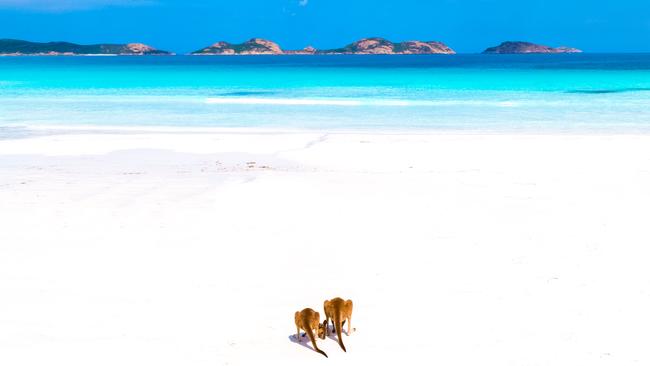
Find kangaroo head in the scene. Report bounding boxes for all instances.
[318,320,326,339]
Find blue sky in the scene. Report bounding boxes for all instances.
[0,0,649,53]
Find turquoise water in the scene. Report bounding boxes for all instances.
[2,54,650,134]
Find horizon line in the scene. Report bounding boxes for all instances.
[1,37,596,54]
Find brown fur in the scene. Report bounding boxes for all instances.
[324,297,353,352]
[294,308,327,358]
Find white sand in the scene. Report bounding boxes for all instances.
[1,131,650,365]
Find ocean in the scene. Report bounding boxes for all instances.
[1,54,650,135]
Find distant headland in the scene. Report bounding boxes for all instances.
[191,37,456,55]
[0,39,172,56]
[483,41,582,54]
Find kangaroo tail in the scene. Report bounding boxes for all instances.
[334,312,346,352]
[305,325,328,358]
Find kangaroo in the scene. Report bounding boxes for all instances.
[324,297,353,352]
[294,308,328,358]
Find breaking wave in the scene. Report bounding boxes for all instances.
[205,97,522,107]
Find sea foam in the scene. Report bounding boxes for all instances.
[205,97,521,107]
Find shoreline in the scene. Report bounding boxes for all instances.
[6,124,650,139]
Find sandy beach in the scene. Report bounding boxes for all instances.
[1,130,650,365]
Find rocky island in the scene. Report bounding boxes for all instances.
[483,41,582,54]
[0,39,172,56]
[191,37,455,55]
[192,38,283,55]
[319,37,455,54]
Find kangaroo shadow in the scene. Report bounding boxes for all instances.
[324,323,354,342]
[288,332,321,353]
[288,323,356,353]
